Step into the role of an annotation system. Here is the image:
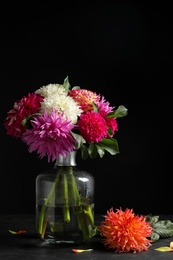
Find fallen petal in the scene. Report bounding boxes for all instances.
[72,249,93,253]
[9,230,26,235]
[155,247,172,252]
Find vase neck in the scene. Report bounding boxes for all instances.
[54,151,77,167]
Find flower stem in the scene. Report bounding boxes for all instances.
[84,205,95,228]
[67,167,95,239]
[68,167,81,205]
[62,171,70,223]
[37,170,61,237]
[76,208,90,240]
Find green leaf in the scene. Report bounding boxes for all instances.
[107,105,128,119]
[63,76,71,91]
[95,145,105,158]
[146,214,160,225]
[88,144,99,159]
[71,132,86,149]
[77,137,120,160]
[147,215,173,241]
[96,138,119,155]
[93,102,99,112]
[71,86,80,90]
[80,144,89,160]
[153,220,173,238]
[151,231,160,242]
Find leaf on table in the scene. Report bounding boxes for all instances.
[146,214,173,242]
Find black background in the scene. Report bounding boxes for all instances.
[1,1,173,216]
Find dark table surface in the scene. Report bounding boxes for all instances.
[0,214,173,259]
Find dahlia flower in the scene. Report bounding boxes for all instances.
[22,109,76,162]
[99,208,153,253]
[97,96,115,117]
[105,117,118,137]
[36,83,83,124]
[4,93,43,138]
[78,111,108,143]
[35,83,67,97]
[68,88,100,112]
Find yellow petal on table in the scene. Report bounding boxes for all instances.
[72,249,93,253]
[155,246,173,252]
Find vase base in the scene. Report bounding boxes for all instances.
[41,231,87,245]
[42,236,87,245]
[45,239,75,245]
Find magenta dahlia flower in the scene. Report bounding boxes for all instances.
[4,93,43,138]
[105,118,118,137]
[97,96,115,117]
[78,111,108,143]
[22,109,76,162]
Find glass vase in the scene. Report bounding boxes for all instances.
[36,151,96,245]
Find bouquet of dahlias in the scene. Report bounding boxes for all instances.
[4,76,127,161]
[4,76,128,242]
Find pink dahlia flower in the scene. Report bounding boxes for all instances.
[105,118,118,137]
[22,109,76,162]
[78,111,108,143]
[4,93,43,138]
[97,96,115,117]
